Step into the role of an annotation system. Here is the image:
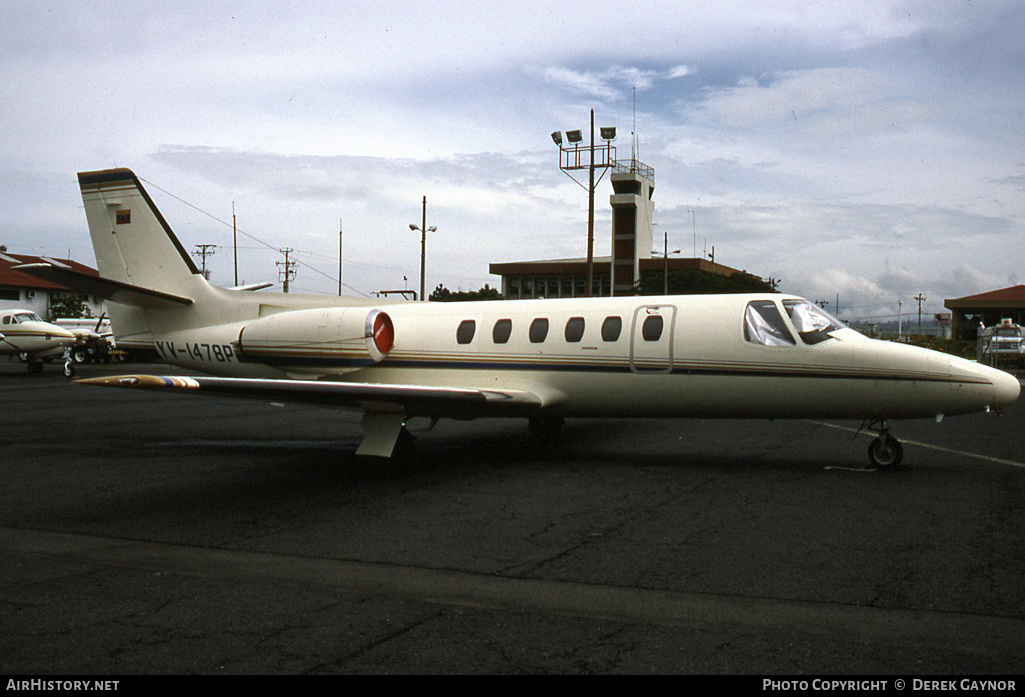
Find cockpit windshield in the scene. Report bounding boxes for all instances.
[783,300,845,345]
[7,312,44,324]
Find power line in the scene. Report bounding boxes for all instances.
[140,176,369,297]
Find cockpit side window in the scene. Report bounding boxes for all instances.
[744,301,796,347]
[783,300,845,345]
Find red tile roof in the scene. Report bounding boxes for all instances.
[0,252,99,291]
[945,285,1025,307]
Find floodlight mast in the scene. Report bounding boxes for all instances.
[553,109,616,297]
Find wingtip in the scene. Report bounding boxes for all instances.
[75,375,200,389]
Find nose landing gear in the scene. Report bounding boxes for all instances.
[863,420,904,469]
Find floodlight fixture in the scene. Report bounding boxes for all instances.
[600,126,617,141]
[551,131,563,146]
[409,223,418,231]
[566,129,583,144]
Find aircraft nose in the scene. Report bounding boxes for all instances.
[991,369,1021,409]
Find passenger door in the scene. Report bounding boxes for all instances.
[630,304,676,373]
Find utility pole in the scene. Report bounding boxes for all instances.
[688,208,697,258]
[232,202,238,286]
[192,244,217,280]
[338,218,343,297]
[914,293,926,337]
[277,247,296,293]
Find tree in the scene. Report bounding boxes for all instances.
[429,283,504,302]
[635,269,776,296]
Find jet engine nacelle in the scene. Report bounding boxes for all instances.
[237,307,395,371]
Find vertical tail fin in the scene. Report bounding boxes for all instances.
[78,168,204,299]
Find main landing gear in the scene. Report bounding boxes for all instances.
[863,420,904,469]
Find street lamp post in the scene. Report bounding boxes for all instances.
[651,232,681,295]
[409,195,436,301]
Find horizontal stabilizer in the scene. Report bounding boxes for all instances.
[229,282,274,292]
[76,374,548,418]
[12,263,193,308]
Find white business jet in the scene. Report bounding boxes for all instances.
[15,169,1020,467]
[0,308,77,373]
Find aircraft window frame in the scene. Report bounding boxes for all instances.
[529,318,549,343]
[492,318,512,344]
[565,317,585,342]
[782,300,845,345]
[456,319,476,345]
[744,301,796,347]
[641,315,664,342]
[601,316,622,342]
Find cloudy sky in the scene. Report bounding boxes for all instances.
[2,0,1023,322]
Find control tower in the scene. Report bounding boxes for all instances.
[609,159,655,296]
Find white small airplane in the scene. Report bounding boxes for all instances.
[15,168,1021,467]
[0,308,77,373]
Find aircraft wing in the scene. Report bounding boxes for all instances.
[76,374,550,419]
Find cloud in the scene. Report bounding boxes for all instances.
[666,65,695,80]
[690,68,901,130]
[542,65,659,100]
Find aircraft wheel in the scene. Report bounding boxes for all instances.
[868,435,903,469]
[72,348,88,364]
[63,360,75,378]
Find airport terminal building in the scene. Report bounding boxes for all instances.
[490,158,762,298]
[945,285,1025,340]
[0,251,105,319]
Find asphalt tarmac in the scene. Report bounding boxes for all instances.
[1,360,1024,674]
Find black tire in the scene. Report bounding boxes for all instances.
[72,348,87,364]
[868,435,904,468]
[63,361,75,378]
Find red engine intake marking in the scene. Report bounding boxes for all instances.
[372,312,394,355]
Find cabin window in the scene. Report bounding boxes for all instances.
[529,318,549,343]
[456,319,476,345]
[565,317,585,342]
[641,315,664,342]
[492,318,512,343]
[601,316,622,342]
[783,300,844,345]
[744,301,796,347]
